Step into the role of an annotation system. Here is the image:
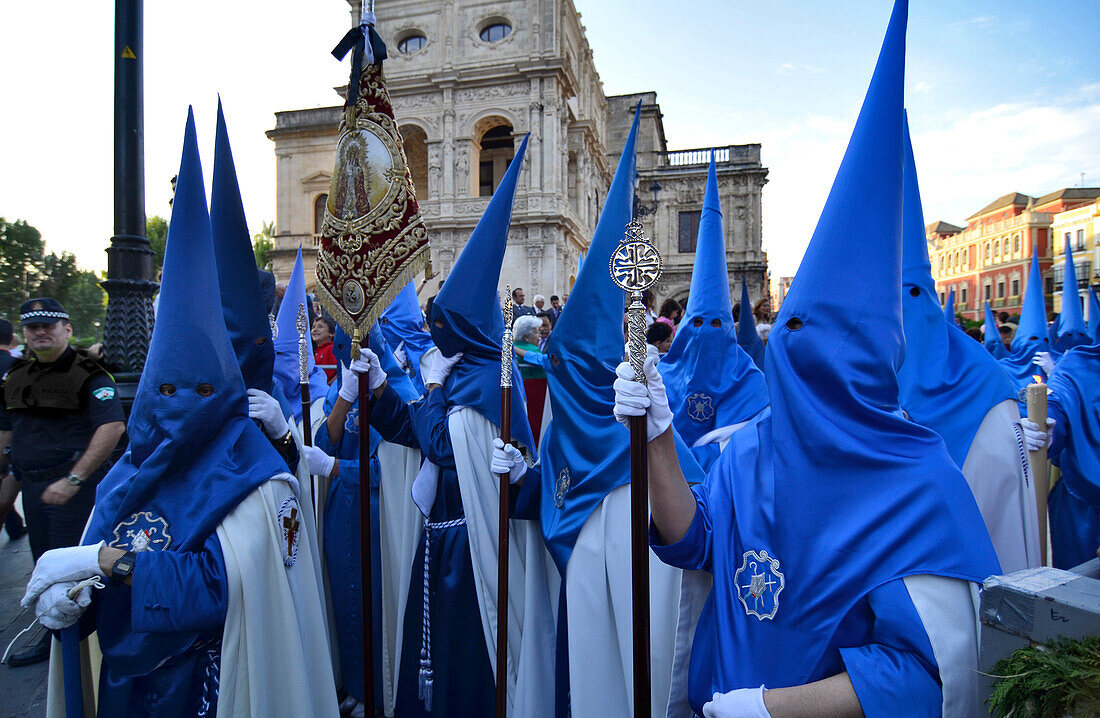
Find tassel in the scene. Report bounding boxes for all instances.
[418,662,433,711]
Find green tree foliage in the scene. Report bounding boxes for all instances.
[0,217,46,322]
[987,635,1100,717]
[147,215,169,273]
[253,220,275,271]
[0,217,106,340]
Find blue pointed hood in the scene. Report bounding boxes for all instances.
[943,287,957,326]
[1000,252,1056,386]
[539,103,704,570]
[379,281,433,393]
[984,302,1007,358]
[85,109,287,671]
[720,1,998,692]
[274,247,330,419]
[429,135,535,453]
[1088,287,1100,343]
[659,154,768,465]
[1055,238,1089,350]
[897,117,1014,467]
[737,277,766,369]
[211,100,275,393]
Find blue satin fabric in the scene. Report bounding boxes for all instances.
[86,110,286,680]
[897,119,1014,466]
[393,389,495,716]
[683,0,998,704]
[539,104,704,570]
[737,277,767,370]
[943,287,956,326]
[659,157,768,469]
[1054,240,1091,353]
[429,136,536,455]
[274,246,330,421]
[315,380,389,704]
[1045,342,1100,568]
[984,302,1008,359]
[379,282,434,394]
[211,101,276,395]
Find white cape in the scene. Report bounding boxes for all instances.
[566,483,681,718]
[47,475,340,718]
[960,399,1040,574]
[377,439,423,716]
[449,408,558,718]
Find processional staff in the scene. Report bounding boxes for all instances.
[610,219,664,718]
[1026,377,1049,565]
[496,286,514,718]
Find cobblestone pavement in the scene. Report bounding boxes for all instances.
[0,503,48,718]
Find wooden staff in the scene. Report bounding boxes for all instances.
[496,287,514,718]
[1027,378,1049,566]
[296,304,314,451]
[610,220,663,718]
[355,332,377,713]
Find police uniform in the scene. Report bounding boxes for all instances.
[0,299,124,562]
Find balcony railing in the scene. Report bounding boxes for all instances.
[664,144,761,168]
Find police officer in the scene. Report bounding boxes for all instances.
[0,298,126,666]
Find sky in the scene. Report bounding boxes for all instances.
[1,0,1097,278]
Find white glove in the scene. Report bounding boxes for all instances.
[1020,417,1056,452]
[393,341,408,369]
[491,438,527,484]
[613,345,673,442]
[302,445,336,477]
[702,686,770,718]
[22,541,105,609]
[1032,352,1055,377]
[339,350,385,403]
[426,351,463,387]
[247,388,289,439]
[35,580,94,630]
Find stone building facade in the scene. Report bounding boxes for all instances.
[928,188,1100,323]
[267,0,768,308]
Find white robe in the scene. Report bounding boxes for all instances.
[960,399,1040,574]
[449,407,558,718]
[566,483,680,718]
[47,475,340,718]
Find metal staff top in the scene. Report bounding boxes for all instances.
[610,219,663,382]
[501,284,514,389]
[296,303,310,384]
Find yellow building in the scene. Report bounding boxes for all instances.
[1050,198,1100,321]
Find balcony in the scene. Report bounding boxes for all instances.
[663,144,761,168]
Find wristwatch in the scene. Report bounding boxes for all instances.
[64,473,85,487]
[111,550,137,582]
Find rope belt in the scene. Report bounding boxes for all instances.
[419,516,466,711]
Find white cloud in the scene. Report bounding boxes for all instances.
[760,87,1100,276]
[777,62,824,76]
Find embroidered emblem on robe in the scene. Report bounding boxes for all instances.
[686,392,715,422]
[554,467,570,509]
[111,511,172,552]
[345,406,359,434]
[735,549,785,620]
[278,497,301,568]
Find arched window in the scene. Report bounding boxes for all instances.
[398,33,427,54]
[477,123,514,197]
[400,125,429,198]
[939,256,944,273]
[314,194,328,235]
[479,22,511,43]
[1013,234,1021,252]
[994,240,1000,256]
[985,243,991,260]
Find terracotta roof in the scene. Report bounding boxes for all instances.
[967,192,1032,220]
[927,220,964,235]
[1032,187,1100,209]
